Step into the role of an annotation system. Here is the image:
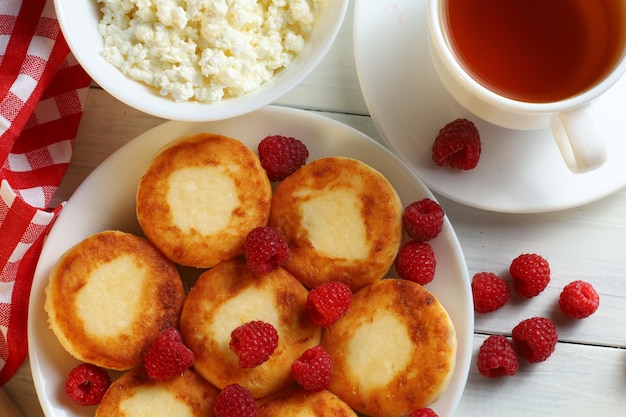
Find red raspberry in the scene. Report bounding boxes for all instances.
[306,281,352,327]
[476,335,519,378]
[214,384,256,417]
[511,317,558,363]
[509,253,550,298]
[258,134,309,181]
[291,345,333,391]
[65,363,112,406]
[409,408,439,417]
[394,241,436,285]
[403,198,445,242]
[559,280,600,319]
[244,227,290,275]
[230,320,279,368]
[432,118,481,170]
[471,272,511,313]
[144,328,194,381]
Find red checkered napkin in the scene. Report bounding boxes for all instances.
[0,0,91,385]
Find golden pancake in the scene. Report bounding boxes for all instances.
[269,156,402,291]
[136,133,272,268]
[180,258,321,398]
[96,367,218,417]
[321,278,457,417]
[256,387,358,417]
[44,230,185,370]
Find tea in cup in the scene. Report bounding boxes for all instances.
[427,0,626,173]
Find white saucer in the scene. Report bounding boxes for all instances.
[28,106,472,417]
[353,0,626,213]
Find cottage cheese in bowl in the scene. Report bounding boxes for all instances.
[98,0,324,103]
[54,0,348,121]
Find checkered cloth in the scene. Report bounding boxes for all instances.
[0,0,91,385]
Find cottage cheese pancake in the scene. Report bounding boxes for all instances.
[256,387,358,417]
[180,258,321,398]
[136,133,272,268]
[321,279,457,417]
[96,367,219,417]
[44,230,185,370]
[269,157,402,291]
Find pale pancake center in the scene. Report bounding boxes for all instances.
[75,255,143,337]
[211,286,280,347]
[346,313,412,388]
[167,166,239,235]
[120,385,194,417]
[298,189,368,259]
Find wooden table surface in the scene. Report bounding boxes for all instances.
[4,1,626,416]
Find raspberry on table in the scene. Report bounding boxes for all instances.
[476,335,519,378]
[471,272,511,313]
[403,198,445,242]
[394,240,436,285]
[65,363,112,406]
[244,226,290,275]
[509,253,550,298]
[230,320,279,368]
[214,383,257,417]
[258,134,309,181]
[431,118,481,170]
[559,280,600,319]
[306,281,352,327]
[144,328,194,381]
[291,345,333,391]
[511,317,558,363]
[409,408,439,417]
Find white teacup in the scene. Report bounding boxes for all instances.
[427,0,626,173]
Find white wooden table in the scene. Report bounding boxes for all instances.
[4,1,626,416]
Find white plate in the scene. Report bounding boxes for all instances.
[353,0,626,213]
[28,106,472,417]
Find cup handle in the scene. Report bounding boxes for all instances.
[550,105,607,173]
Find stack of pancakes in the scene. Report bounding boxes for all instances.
[44,133,457,417]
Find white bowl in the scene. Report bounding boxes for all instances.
[53,1,349,121]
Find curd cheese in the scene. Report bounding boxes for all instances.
[96,0,325,102]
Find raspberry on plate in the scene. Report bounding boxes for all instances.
[258,134,309,181]
[509,253,551,298]
[230,320,279,368]
[394,241,436,285]
[476,335,519,378]
[403,198,445,242]
[471,272,511,313]
[409,407,439,417]
[431,118,481,170]
[65,363,112,406]
[291,345,333,391]
[559,280,600,319]
[144,328,194,382]
[307,281,352,327]
[511,317,558,363]
[244,226,290,275]
[214,384,256,417]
